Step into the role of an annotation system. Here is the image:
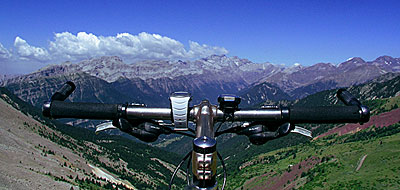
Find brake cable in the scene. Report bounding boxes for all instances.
[169,151,192,190]
[217,151,227,190]
[215,121,224,133]
[185,153,192,186]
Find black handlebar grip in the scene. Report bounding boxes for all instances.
[49,101,119,119]
[290,106,362,123]
[337,89,361,106]
[51,81,76,101]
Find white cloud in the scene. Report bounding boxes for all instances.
[0,42,12,60]
[188,41,228,58]
[48,32,102,59]
[14,37,50,61]
[48,32,228,62]
[2,32,229,74]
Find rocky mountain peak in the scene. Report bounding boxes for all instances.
[346,57,365,62]
[338,57,366,71]
[374,55,398,65]
[371,55,400,72]
[375,55,393,61]
[281,63,303,73]
[310,62,336,70]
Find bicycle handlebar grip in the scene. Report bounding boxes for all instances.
[337,89,361,106]
[290,106,362,123]
[51,81,76,101]
[49,101,119,119]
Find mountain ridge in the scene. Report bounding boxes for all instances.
[2,55,400,109]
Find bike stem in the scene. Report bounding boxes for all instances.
[191,100,219,189]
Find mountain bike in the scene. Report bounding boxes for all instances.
[42,81,370,190]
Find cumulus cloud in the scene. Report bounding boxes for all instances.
[48,32,228,62]
[0,42,12,60]
[2,32,228,74]
[14,37,50,61]
[48,32,102,60]
[188,41,228,58]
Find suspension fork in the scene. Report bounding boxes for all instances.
[192,100,219,189]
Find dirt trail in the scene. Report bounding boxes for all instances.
[356,154,368,171]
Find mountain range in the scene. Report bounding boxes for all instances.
[1,55,400,108]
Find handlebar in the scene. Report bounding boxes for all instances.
[44,101,120,119]
[337,88,362,106]
[43,82,370,124]
[44,100,369,124]
[290,106,365,123]
[51,81,76,101]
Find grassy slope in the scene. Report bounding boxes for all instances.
[228,124,400,190]
[364,95,400,115]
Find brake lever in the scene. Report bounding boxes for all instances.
[95,121,117,134]
[337,89,370,123]
[291,126,312,138]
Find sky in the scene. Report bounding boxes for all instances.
[1,0,400,74]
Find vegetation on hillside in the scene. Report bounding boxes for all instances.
[0,87,185,189]
[228,123,400,189]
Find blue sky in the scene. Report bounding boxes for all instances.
[1,0,400,74]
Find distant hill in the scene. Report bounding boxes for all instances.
[293,72,400,107]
